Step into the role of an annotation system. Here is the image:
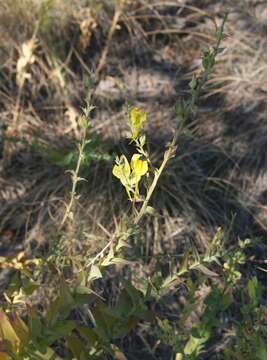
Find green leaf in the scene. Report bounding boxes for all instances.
[116,238,131,252]
[78,326,99,347]
[78,115,88,129]
[216,29,223,42]
[0,309,20,353]
[46,278,74,327]
[121,280,148,319]
[108,257,132,266]
[184,327,210,356]
[217,47,225,54]
[175,99,188,120]
[101,246,115,267]
[88,265,102,282]
[92,304,115,341]
[247,277,262,307]
[161,275,177,289]
[112,290,133,319]
[75,285,92,295]
[256,336,267,360]
[34,347,63,360]
[67,334,86,360]
[27,306,43,344]
[48,320,76,339]
[189,74,197,90]
[139,135,146,147]
[22,277,39,296]
[8,312,29,347]
[145,206,156,216]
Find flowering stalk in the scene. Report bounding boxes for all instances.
[113,14,228,226]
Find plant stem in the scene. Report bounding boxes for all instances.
[134,14,228,226]
[60,131,86,229]
[134,136,176,225]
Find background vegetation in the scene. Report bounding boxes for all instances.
[0,1,267,359]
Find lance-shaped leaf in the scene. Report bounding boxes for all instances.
[0,310,20,354]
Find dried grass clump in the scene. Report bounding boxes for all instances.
[200,1,267,113]
[208,29,267,112]
[0,0,267,257]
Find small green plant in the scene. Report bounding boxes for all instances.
[3,12,266,360]
[225,277,267,360]
[156,285,231,360]
[1,130,111,170]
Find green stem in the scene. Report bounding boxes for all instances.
[134,13,228,226]
[60,130,86,229]
[134,136,176,225]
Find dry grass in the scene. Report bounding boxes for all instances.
[0,0,267,285]
[1,2,267,359]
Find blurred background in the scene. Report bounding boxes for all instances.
[1,0,267,306]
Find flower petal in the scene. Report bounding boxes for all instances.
[131,154,148,177]
[112,155,131,186]
[130,107,147,140]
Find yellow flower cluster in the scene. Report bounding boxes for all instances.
[113,154,148,201]
[113,107,148,201]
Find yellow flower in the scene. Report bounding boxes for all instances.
[130,107,147,141]
[112,155,131,187]
[112,154,148,200]
[130,154,148,182]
